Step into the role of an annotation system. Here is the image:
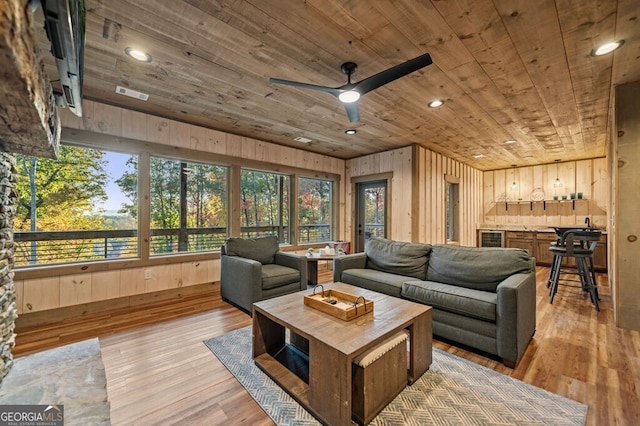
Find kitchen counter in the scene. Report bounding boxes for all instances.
[477,225,606,234]
[476,226,608,271]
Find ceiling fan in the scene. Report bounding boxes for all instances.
[269,53,433,122]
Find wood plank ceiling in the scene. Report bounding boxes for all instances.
[37,0,640,170]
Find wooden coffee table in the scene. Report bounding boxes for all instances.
[252,282,432,425]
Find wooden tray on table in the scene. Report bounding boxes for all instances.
[304,285,374,321]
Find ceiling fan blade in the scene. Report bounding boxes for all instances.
[351,53,432,96]
[344,102,360,122]
[269,78,341,96]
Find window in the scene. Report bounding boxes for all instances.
[149,157,228,255]
[445,176,460,243]
[14,145,138,266]
[298,177,333,243]
[240,169,290,243]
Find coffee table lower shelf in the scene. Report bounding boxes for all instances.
[254,344,311,407]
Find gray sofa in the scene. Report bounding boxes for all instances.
[221,236,307,313]
[333,237,536,367]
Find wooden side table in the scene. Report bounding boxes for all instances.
[306,254,338,286]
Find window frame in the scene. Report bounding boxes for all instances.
[148,155,230,257]
[239,167,292,244]
[13,142,141,268]
[13,129,341,279]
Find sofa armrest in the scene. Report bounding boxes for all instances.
[496,271,537,366]
[333,252,367,282]
[221,255,262,312]
[275,251,308,291]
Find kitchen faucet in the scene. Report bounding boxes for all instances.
[585,217,591,229]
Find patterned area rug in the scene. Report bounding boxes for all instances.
[0,338,110,426]
[204,326,587,425]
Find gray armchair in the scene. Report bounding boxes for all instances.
[220,236,307,313]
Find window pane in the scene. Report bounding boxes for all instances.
[446,182,459,242]
[150,158,227,255]
[298,177,332,243]
[14,146,138,266]
[364,186,385,239]
[240,169,290,243]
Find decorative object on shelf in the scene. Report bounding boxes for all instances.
[562,195,568,200]
[577,192,583,199]
[553,195,559,200]
[497,192,510,202]
[553,160,563,188]
[530,188,545,201]
[319,245,335,256]
[570,192,576,200]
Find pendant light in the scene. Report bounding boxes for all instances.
[510,165,517,190]
[553,160,563,188]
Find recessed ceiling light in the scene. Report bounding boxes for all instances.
[345,129,357,135]
[504,139,516,145]
[591,40,624,56]
[428,100,444,108]
[125,47,152,63]
[472,154,485,159]
[294,136,312,143]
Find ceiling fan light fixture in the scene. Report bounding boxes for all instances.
[125,47,152,63]
[591,40,624,56]
[338,90,360,103]
[428,99,444,108]
[345,129,357,135]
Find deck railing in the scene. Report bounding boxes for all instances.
[13,224,332,266]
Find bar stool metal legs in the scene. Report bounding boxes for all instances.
[547,229,601,311]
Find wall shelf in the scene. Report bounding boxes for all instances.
[501,198,587,211]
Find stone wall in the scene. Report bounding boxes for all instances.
[0,153,17,381]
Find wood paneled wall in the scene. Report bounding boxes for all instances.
[346,146,414,241]
[345,145,483,246]
[613,82,640,331]
[15,100,346,314]
[415,147,483,246]
[482,158,608,229]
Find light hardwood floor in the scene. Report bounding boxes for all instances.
[13,266,640,425]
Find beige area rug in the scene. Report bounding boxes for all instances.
[205,326,588,425]
[0,338,110,425]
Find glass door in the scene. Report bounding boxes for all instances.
[355,180,387,252]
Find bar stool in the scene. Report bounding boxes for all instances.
[548,229,601,311]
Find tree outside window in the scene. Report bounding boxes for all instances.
[14,146,138,266]
[298,177,332,243]
[240,169,290,243]
[133,157,228,255]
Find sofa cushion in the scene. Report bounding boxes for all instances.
[426,245,533,292]
[261,264,300,290]
[401,281,497,322]
[225,236,278,264]
[341,269,407,297]
[365,237,431,280]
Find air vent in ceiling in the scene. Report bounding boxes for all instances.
[116,85,149,101]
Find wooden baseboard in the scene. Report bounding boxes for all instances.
[13,282,224,357]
